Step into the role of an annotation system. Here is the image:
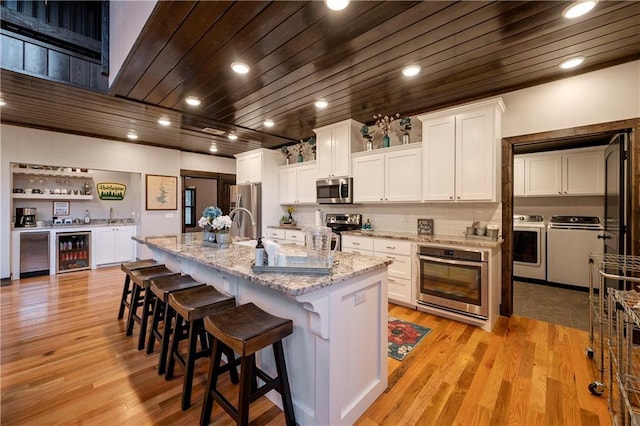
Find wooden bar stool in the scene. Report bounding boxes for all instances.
[166,285,237,411]
[126,265,179,350]
[118,259,158,320]
[146,274,206,376]
[200,303,296,426]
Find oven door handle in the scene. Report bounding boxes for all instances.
[418,255,485,268]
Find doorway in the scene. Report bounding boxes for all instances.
[180,170,235,234]
[500,119,640,318]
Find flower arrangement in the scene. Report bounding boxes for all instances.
[399,116,412,133]
[307,137,316,159]
[374,113,400,136]
[211,215,232,232]
[198,206,222,231]
[280,146,291,163]
[360,125,374,141]
[281,206,295,224]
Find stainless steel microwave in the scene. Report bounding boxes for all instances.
[316,177,353,204]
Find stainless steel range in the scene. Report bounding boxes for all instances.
[325,213,362,251]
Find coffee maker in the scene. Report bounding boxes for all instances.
[16,207,37,228]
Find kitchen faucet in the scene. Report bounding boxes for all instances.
[229,207,257,240]
[109,207,114,224]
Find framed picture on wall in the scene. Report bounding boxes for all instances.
[53,201,70,216]
[145,174,177,210]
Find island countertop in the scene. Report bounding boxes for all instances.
[133,233,391,296]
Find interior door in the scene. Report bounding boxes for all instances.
[603,133,628,288]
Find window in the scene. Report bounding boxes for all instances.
[184,187,196,227]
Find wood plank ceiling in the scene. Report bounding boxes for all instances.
[2,0,640,158]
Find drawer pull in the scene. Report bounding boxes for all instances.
[386,255,395,260]
[385,246,396,250]
[353,242,360,245]
[388,278,396,283]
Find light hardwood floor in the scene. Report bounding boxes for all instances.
[1,267,611,425]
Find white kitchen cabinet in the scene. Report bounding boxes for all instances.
[265,228,305,246]
[342,235,414,306]
[513,157,525,197]
[279,162,316,204]
[352,153,384,202]
[342,235,374,254]
[418,98,505,202]
[235,151,263,184]
[314,119,363,179]
[517,146,604,197]
[352,144,421,203]
[564,148,605,195]
[94,225,135,265]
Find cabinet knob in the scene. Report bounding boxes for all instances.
[449,196,453,200]
[380,198,383,201]
[456,196,460,199]
[558,191,562,194]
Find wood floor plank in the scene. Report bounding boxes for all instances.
[1,267,613,425]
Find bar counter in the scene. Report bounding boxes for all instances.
[134,233,391,425]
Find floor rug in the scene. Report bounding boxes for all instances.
[388,316,431,361]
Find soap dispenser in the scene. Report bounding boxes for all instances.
[84,210,91,224]
[255,237,265,266]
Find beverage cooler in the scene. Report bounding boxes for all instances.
[57,231,91,273]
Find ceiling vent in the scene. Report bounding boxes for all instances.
[201,127,226,136]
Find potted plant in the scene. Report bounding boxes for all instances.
[211,215,233,246]
[360,125,375,151]
[198,206,222,242]
[374,113,400,148]
[399,116,412,144]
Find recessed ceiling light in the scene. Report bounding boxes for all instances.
[228,134,238,141]
[231,62,250,74]
[562,0,597,19]
[127,131,138,140]
[263,119,275,127]
[0,98,6,107]
[157,117,171,126]
[315,99,328,109]
[209,144,218,153]
[559,56,585,69]
[402,64,421,77]
[185,96,201,106]
[325,0,349,11]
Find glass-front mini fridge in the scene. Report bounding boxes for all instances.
[56,231,91,273]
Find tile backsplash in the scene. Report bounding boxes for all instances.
[281,203,502,237]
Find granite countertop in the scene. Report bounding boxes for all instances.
[342,229,503,249]
[134,233,391,296]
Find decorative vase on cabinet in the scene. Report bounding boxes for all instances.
[297,153,304,163]
[383,134,390,148]
[402,132,410,145]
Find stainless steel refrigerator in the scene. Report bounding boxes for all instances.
[232,183,262,239]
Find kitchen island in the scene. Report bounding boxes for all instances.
[134,233,391,426]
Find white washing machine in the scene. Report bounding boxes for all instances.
[513,215,546,281]
[547,216,604,288]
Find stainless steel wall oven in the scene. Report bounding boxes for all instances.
[416,244,488,319]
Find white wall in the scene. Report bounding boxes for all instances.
[109,0,157,87]
[1,124,235,279]
[501,61,640,137]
